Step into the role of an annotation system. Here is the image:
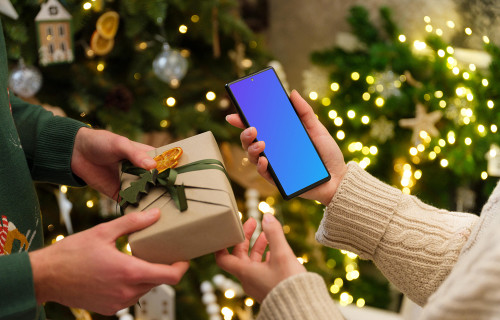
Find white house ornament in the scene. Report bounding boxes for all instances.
[135,285,175,320]
[0,0,18,19]
[8,59,42,98]
[153,42,188,86]
[399,103,442,145]
[35,0,74,66]
[486,144,500,177]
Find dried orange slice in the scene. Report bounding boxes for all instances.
[96,11,119,39]
[90,30,114,55]
[154,147,183,173]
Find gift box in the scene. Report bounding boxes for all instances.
[119,131,244,264]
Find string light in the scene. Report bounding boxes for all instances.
[362,92,371,101]
[191,15,200,23]
[330,284,340,294]
[165,97,176,107]
[424,16,431,23]
[351,72,360,81]
[60,185,68,193]
[487,100,494,109]
[375,97,385,107]
[334,117,343,126]
[425,25,433,33]
[452,67,460,75]
[245,298,254,307]
[469,64,476,71]
[465,137,472,145]
[398,34,406,42]
[481,172,488,180]
[483,36,490,44]
[347,110,356,118]
[356,298,366,308]
[465,27,472,35]
[206,91,216,101]
[309,91,318,100]
[447,20,455,28]
[482,79,489,86]
[330,82,340,91]
[96,63,105,72]
[492,124,498,133]
[413,40,427,50]
[224,289,235,299]
[336,130,345,140]
[446,46,454,54]
[179,25,188,33]
[56,235,65,241]
[86,200,94,208]
[437,49,445,57]
[160,120,169,128]
[322,97,331,106]
[440,159,449,167]
[361,115,370,124]
[328,110,338,119]
[436,28,443,36]
[366,75,375,84]
[83,2,92,10]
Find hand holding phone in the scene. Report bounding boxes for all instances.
[225,67,332,200]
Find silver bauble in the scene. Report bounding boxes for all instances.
[152,42,188,84]
[9,59,42,98]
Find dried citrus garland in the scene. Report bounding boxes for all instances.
[154,147,183,173]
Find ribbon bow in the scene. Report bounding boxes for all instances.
[119,159,228,212]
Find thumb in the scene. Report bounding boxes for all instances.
[261,214,292,255]
[117,139,157,170]
[104,208,161,240]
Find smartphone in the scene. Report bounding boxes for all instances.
[225,67,331,200]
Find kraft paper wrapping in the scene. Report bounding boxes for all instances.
[120,131,244,264]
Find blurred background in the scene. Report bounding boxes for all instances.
[4,0,500,319]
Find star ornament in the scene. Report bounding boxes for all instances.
[399,103,443,145]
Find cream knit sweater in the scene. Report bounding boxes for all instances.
[258,162,500,320]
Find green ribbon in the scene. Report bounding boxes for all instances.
[119,159,228,212]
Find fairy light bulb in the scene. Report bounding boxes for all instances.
[398,34,406,42]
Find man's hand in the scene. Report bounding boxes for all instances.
[226,90,347,205]
[29,208,189,315]
[71,128,157,199]
[215,214,306,303]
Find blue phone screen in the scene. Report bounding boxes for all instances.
[227,68,329,197]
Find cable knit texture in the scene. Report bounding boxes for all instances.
[257,273,343,320]
[258,162,500,319]
[316,162,478,306]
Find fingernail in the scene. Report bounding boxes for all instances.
[143,158,157,168]
[144,208,160,215]
[263,213,273,224]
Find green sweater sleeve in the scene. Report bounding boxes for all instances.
[0,253,42,320]
[10,94,88,186]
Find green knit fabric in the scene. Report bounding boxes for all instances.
[0,20,87,320]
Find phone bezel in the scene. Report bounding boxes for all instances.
[225,66,331,200]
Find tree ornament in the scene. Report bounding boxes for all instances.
[399,103,442,145]
[135,285,176,320]
[35,0,74,66]
[90,11,119,56]
[0,0,18,20]
[8,59,42,98]
[371,70,402,99]
[153,42,188,86]
[104,85,134,111]
[486,144,500,177]
[369,116,395,143]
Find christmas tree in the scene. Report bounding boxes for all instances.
[8,1,500,319]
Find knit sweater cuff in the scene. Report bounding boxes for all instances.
[316,161,402,259]
[258,272,343,320]
[32,116,88,187]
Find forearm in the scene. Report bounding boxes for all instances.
[316,162,479,305]
[10,94,88,186]
[257,273,344,320]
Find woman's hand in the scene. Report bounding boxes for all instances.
[227,90,347,205]
[215,214,306,303]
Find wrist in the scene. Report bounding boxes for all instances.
[318,163,348,206]
[29,249,54,304]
